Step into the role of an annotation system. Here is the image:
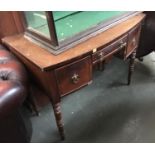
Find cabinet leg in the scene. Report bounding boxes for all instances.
[52,102,65,140]
[128,51,136,85]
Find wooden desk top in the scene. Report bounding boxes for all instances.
[2,13,145,71]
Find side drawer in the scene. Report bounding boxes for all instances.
[93,35,127,64]
[55,56,92,96]
[126,25,141,58]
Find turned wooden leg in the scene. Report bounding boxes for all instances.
[128,50,136,85]
[52,102,65,140]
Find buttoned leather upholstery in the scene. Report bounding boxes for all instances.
[0,46,30,142]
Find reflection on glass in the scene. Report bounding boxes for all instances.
[24,11,50,38]
[52,11,127,42]
[25,11,128,43]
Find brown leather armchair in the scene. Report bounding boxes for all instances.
[0,46,31,142]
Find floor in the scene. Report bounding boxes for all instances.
[29,53,155,142]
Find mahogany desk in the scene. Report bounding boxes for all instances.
[2,13,145,140]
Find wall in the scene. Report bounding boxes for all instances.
[0,11,24,43]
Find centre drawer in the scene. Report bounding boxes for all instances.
[93,35,127,64]
[55,56,92,96]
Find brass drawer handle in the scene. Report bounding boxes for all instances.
[120,42,127,48]
[97,42,127,60]
[71,73,80,84]
[110,42,126,54]
[98,52,103,58]
[119,40,127,48]
[112,42,127,53]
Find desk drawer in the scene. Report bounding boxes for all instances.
[55,56,92,96]
[126,25,141,57]
[93,35,127,64]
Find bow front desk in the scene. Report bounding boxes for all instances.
[2,13,145,140]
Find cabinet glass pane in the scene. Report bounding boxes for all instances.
[24,11,50,39]
[52,11,127,42]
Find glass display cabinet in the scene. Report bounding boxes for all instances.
[23,11,139,54]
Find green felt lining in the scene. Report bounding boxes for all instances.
[24,11,127,42]
[53,11,126,41]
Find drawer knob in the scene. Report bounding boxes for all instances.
[71,73,80,84]
[98,52,103,58]
[132,38,136,46]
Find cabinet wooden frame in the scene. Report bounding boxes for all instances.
[19,11,141,55]
[19,12,58,47]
